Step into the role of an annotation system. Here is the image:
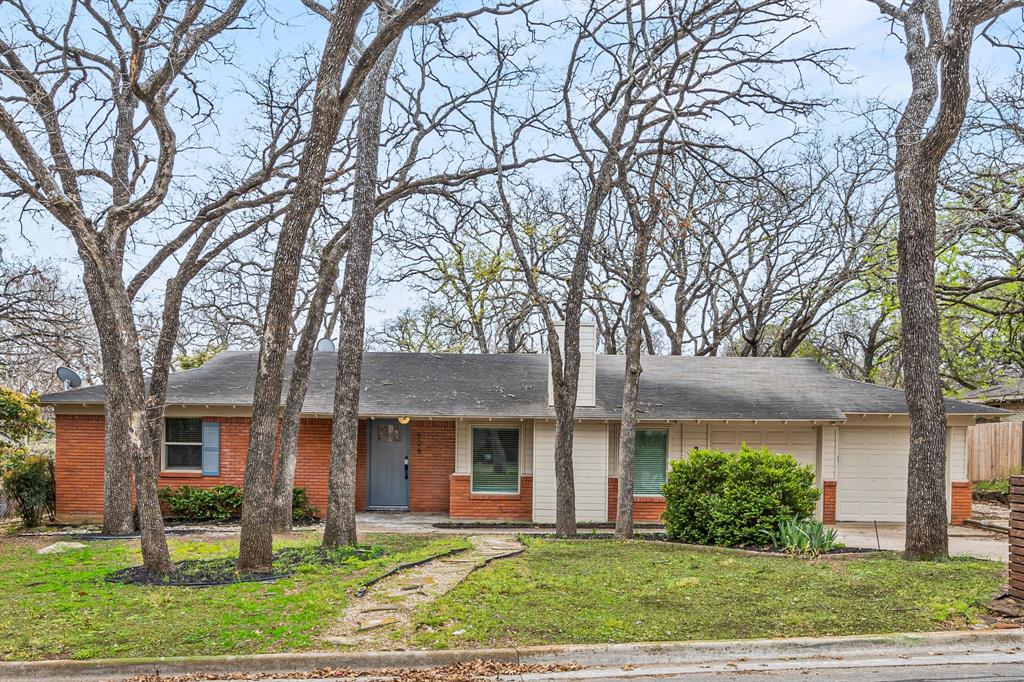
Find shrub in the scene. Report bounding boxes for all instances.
[764,518,841,556]
[157,485,320,522]
[158,485,243,521]
[0,450,55,528]
[662,445,819,547]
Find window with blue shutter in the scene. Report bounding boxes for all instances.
[471,427,520,494]
[201,420,220,476]
[164,418,203,470]
[633,430,667,496]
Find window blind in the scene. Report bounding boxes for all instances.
[472,427,520,493]
[633,430,667,496]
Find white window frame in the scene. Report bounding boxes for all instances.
[633,427,669,498]
[470,424,522,495]
[162,417,204,472]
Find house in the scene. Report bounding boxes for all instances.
[964,379,1024,422]
[40,324,1004,526]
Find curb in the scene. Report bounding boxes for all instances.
[964,518,1010,535]
[1,629,1022,681]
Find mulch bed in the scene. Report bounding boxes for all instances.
[106,545,383,587]
[535,532,878,556]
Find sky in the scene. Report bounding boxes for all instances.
[1,0,1019,334]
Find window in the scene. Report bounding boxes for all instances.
[165,418,203,470]
[377,423,401,442]
[633,430,668,496]
[471,427,520,494]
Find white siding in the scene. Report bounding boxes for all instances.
[820,424,838,480]
[707,424,817,469]
[681,423,709,453]
[947,425,968,481]
[532,421,608,522]
[456,420,533,476]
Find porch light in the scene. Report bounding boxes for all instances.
[398,416,411,424]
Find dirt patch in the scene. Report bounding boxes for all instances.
[325,536,523,649]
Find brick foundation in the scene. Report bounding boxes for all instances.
[822,480,836,524]
[950,481,972,526]
[606,478,666,522]
[448,474,533,520]
[1010,475,1024,601]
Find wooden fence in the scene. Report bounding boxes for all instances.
[968,421,1024,482]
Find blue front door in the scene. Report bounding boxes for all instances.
[367,419,410,509]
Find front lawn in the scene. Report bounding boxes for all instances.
[0,533,467,661]
[412,538,1007,649]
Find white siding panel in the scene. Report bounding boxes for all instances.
[820,424,838,480]
[681,423,709,453]
[947,426,967,481]
[708,425,817,469]
[532,421,608,522]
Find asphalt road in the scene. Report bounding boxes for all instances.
[589,662,1024,681]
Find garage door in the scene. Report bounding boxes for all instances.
[837,426,908,522]
[708,426,816,468]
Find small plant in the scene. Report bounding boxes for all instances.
[291,487,319,523]
[0,451,55,528]
[765,518,842,556]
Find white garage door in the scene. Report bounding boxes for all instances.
[708,426,817,469]
[837,426,908,522]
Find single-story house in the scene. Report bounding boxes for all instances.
[964,379,1024,422]
[41,324,1004,526]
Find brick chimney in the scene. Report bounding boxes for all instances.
[548,321,597,408]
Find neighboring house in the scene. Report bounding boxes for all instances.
[40,324,1003,526]
[964,380,1024,422]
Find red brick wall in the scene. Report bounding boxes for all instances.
[950,481,972,526]
[54,414,105,519]
[1010,475,1023,601]
[606,478,665,522]
[822,480,837,525]
[409,420,455,512]
[53,414,369,521]
[449,474,533,519]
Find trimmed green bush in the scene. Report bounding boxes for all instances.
[0,451,55,528]
[662,445,820,547]
[291,487,319,523]
[158,485,320,522]
[158,485,243,521]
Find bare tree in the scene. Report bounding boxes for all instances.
[867,0,1022,560]
[0,0,249,572]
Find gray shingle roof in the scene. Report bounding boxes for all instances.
[40,351,1005,419]
[963,379,1024,404]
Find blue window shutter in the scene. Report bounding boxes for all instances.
[201,420,220,476]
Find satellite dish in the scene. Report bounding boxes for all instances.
[56,367,83,390]
[315,338,336,352]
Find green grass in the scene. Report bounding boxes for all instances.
[412,538,1006,649]
[974,479,1010,494]
[0,532,468,661]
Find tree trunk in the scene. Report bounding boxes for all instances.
[322,43,397,549]
[237,3,367,572]
[272,253,342,532]
[615,217,653,540]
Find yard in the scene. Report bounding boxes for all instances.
[0,532,467,661]
[0,533,1009,661]
[412,538,1008,649]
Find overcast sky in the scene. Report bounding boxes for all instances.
[1,0,1018,331]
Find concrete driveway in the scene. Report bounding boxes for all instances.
[834,522,1009,562]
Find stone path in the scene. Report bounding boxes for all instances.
[323,535,524,649]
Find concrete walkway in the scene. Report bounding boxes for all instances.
[833,522,1009,562]
[325,535,524,649]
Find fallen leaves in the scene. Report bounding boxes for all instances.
[113,659,583,682]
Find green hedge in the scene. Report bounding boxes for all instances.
[0,451,55,528]
[662,445,819,547]
[158,485,319,523]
